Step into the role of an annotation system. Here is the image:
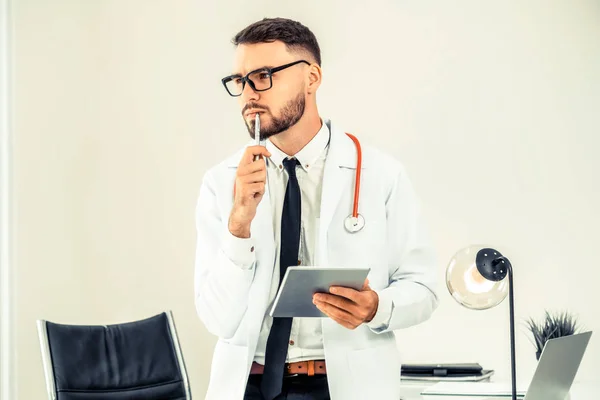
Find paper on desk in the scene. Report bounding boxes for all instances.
[421,382,527,397]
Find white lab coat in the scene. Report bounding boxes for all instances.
[194,119,439,400]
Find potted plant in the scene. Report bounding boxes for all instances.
[525,310,582,360]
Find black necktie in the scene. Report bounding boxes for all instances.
[261,158,301,400]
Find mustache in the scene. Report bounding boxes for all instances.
[242,103,269,115]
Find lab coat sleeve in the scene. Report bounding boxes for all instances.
[365,290,394,330]
[194,169,256,339]
[368,166,439,334]
[222,230,256,270]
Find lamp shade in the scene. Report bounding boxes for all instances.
[446,245,510,310]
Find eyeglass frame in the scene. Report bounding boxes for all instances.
[221,60,311,97]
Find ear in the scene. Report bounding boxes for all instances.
[307,63,322,94]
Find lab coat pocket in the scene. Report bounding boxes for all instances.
[205,341,249,400]
[347,342,401,399]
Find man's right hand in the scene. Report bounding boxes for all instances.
[228,145,271,238]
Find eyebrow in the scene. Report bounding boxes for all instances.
[229,65,275,76]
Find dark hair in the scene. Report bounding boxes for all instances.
[232,18,322,66]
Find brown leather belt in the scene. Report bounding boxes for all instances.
[250,360,327,376]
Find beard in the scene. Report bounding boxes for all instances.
[245,92,306,140]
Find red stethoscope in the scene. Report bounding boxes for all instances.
[236,120,365,233]
[342,133,365,233]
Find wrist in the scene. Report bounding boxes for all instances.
[365,291,379,322]
[228,214,251,238]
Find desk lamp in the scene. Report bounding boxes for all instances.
[446,246,516,400]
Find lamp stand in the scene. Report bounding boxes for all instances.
[507,262,517,400]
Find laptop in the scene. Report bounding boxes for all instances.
[421,331,593,399]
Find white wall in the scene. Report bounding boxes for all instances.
[0,0,15,399]
[11,0,600,398]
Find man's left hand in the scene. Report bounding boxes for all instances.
[312,279,378,330]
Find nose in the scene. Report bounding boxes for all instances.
[240,80,259,104]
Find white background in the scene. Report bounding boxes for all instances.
[6,1,600,398]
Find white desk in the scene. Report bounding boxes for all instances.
[399,381,599,400]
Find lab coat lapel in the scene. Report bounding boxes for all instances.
[248,153,275,285]
[317,121,360,266]
[249,173,276,349]
[251,172,275,256]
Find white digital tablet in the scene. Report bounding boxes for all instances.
[269,266,370,318]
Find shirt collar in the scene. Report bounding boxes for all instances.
[266,121,330,173]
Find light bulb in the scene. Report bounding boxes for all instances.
[463,264,495,294]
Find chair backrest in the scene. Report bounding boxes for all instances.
[37,310,192,400]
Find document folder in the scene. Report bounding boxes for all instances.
[401,363,494,382]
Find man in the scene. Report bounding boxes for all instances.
[194,17,438,400]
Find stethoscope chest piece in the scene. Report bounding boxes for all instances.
[344,214,365,233]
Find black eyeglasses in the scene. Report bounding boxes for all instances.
[221,60,310,97]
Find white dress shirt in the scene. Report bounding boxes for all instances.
[224,120,392,365]
[253,121,330,364]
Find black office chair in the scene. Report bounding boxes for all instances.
[36,310,192,400]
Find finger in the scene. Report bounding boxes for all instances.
[316,304,354,329]
[315,301,361,327]
[241,146,271,164]
[328,286,363,304]
[320,293,373,322]
[315,301,357,322]
[239,170,267,184]
[237,182,265,198]
[238,159,267,176]
[362,278,370,290]
[314,293,358,314]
